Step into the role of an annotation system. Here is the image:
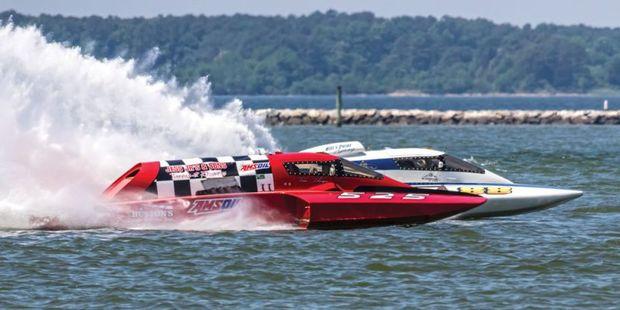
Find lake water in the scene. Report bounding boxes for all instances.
[1,125,618,308]
[213,94,620,110]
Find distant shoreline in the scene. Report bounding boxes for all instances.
[212,92,620,98]
[385,91,615,98]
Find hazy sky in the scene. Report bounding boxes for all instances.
[1,0,619,27]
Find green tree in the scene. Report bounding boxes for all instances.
[3,10,620,94]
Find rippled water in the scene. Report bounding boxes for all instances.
[1,125,618,308]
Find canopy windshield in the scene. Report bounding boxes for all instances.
[338,159,383,179]
[394,155,485,174]
[284,159,383,179]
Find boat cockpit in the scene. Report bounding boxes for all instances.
[283,159,383,179]
[392,155,485,174]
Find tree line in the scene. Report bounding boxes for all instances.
[4,10,620,95]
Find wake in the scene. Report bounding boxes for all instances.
[0,22,278,230]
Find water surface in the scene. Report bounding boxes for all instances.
[1,126,618,308]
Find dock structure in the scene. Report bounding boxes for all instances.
[335,86,343,127]
[256,109,620,125]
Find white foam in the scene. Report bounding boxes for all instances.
[0,23,277,229]
[124,201,300,232]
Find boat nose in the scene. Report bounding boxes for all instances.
[550,188,583,203]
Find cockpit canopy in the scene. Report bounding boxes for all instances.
[394,155,485,174]
[104,152,412,201]
[284,159,383,179]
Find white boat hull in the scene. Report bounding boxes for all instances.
[301,142,584,220]
[411,183,583,219]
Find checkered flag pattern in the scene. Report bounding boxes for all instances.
[146,154,274,198]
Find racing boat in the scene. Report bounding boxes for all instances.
[102,152,486,229]
[302,142,583,219]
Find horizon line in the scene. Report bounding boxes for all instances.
[1,9,617,30]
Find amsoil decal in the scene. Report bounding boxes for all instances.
[337,192,429,200]
[235,160,256,176]
[240,163,256,172]
[187,198,241,215]
[255,162,270,170]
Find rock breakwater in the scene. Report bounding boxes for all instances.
[256,109,620,125]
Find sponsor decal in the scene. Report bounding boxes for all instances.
[485,187,512,195]
[457,186,512,195]
[205,162,228,170]
[187,198,241,215]
[131,205,174,218]
[165,165,185,173]
[323,142,361,155]
[255,162,270,170]
[165,162,229,179]
[235,160,256,176]
[256,173,275,192]
[259,184,273,191]
[421,173,439,182]
[337,192,428,200]
[170,172,191,181]
[201,170,224,179]
[240,163,256,172]
[325,143,351,152]
[185,164,202,172]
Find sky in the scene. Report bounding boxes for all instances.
[1,0,619,28]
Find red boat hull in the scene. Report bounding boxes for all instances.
[295,191,484,229]
[107,191,485,230]
[98,152,486,230]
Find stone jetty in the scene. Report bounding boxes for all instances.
[256,109,620,125]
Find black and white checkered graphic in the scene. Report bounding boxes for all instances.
[147,154,274,198]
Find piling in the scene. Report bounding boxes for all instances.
[336,86,343,127]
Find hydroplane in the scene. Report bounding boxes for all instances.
[101,152,486,229]
[302,142,582,219]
